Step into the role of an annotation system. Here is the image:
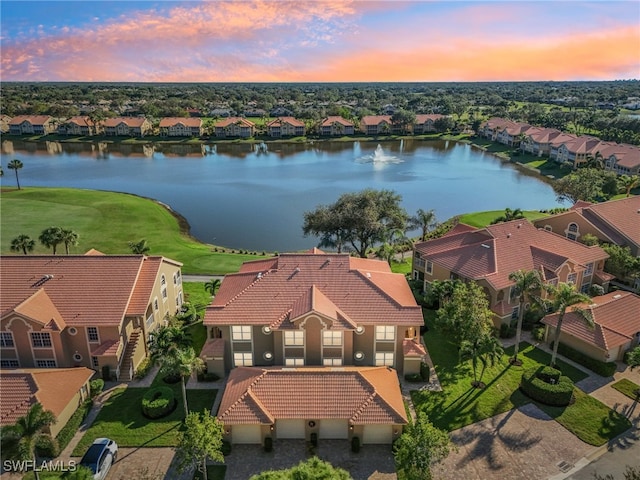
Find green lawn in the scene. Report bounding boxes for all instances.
[458,210,550,228]
[413,313,630,445]
[72,381,217,455]
[186,321,208,355]
[0,187,268,274]
[183,282,212,313]
[611,378,640,401]
[390,256,412,275]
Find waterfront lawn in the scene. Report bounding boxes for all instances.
[611,378,640,401]
[459,210,549,228]
[0,188,267,274]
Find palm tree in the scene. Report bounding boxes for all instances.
[459,332,504,388]
[544,282,592,367]
[163,347,205,417]
[10,234,36,255]
[128,239,150,254]
[618,175,640,197]
[38,226,64,255]
[491,207,525,225]
[1,403,56,480]
[204,278,221,297]
[508,269,542,365]
[7,159,24,190]
[60,229,79,254]
[408,208,438,242]
[148,324,192,363]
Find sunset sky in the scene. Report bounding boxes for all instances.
[1,0,639,82]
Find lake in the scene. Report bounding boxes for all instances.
[1,138,563,252]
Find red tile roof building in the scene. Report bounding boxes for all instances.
[319,116,355,136]
[159,117,203,137]
[267,117,305,137]
[103,117,152,137]
[8,115,56,135]
[214,117,256,138]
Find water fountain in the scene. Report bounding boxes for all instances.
[357,144,403,166]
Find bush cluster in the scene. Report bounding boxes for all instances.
[520,366,574,406]
[35,435,60,458]
[555,342,617,377]
[141,386,176,419]
[55,400,92,452]
[499,323,516,339]
[90,379,104,398]
[532,325,545,341]
[134,358,152,380]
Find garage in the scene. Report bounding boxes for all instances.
[276,419,305,439]
[319,419,348,439]
[232,425,262,444]
[363,424,393,444]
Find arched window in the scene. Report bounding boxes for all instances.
[566,223,579,241]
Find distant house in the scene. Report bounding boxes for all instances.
[541,291,640,362]
[319,116,354,136]
[520,127,564,157]
[360,115,393,135]
[551,136,608,168]
[1,253,183,381]
[601,143,640,176]
[413,220,611,326]
[413,114,444,134]
[214,117,256,138]
[0,368,94,437]
[270,106,293,117]
[159,117,203,137]
[267,117,305,137]
[57,116,103,136]
[8,115,56,135]
[209,108,234,118]
[103,117,152,137]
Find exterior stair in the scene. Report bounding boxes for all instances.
[118,328,142,381]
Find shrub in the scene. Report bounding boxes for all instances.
[56,400,92,452]
[589,284,605,297]
[141,386,176,419]
[90,379,104,398]
[404,373,422,383]
[420,362,430,381]
[520,366,574,406]
[532,325,545,341]
[264,436,273,452]
[523,305,544,331]
[35,435,59,458]
[499,323,516,339]
[162,373,181,384]
[351,436,360,453]
[134,358,152,379]
[554,342,617,377]
[221,440,232,456]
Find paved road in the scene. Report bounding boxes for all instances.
[182,274,224,283]
[568,434,640,480]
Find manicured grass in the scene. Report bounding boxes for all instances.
[186,321,208,355]
[390,256,412,275]
[413,312,630,446]
[72,386,217,455]
[183,282,212,313]
[611,378,640,401]
[0,187,268,274]
[458,210,550,228]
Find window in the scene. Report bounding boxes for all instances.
[284,330,304,346]
[566,223,579,241]
[585,263,593,276]
[36,359,57,368]
[68,327,78,336]
[544,225,553,232]
[354,351,365,361]
[31,332,52,348]
[162,287,168,300]
[355,326,365,335]
[323,358,343,366]
[233,352,253,366]
[73,353,83,362]
[161,275,166,286]
[173,273,178,285]
[322,331,342,346]
[375,326,395,341]
[375,352,394,366]
[263,351,273,361]
[567,273,577,285]
[92,356,99,368]
[511,307,520,320]
[231,325,252,341]
[426,261,433,275]
[262,326,272,335]
[154,298,159,310]
[285,357,304,366]
[87,327,99,343]
[1,332,14,347]
[1,360,19,368]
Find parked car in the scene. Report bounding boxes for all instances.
[79,438,118,480]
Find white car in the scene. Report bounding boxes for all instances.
[79,438,118,480]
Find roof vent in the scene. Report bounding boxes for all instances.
[481,244,491,249]
[507,233,511,238]
[517,223,522,228]
[366,272,371,278]
[295,267,301,273]
[256,272,262,279]
[613,294,622,299]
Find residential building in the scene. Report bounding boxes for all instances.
[319,116,355,136]
[413,220,610,326]
[57,116,103,136]
[0,367,94,437]
[0,252,183,381]
[360,115,393,135]
[205,249,420,444]
[551,136,608,168]
[214,117,256,138]
[495,122,533,147]
[520,127,564,157]
[413,114,445,134]
[541,291,640,362]
[601,143,640,176]
[267,117,305,137]
[159,117,203,137]
[103,117,152,137]
[8,115,56,135]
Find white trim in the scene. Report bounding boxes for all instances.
[86,326,100,343]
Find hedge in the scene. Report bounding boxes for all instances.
[55,400,93,452]
[520,366,574,406]
[554,342,617,377]
[90,379,104,398]
[141,386,176,419]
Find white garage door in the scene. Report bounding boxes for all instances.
[363,425,392,444]
[276,419,305,439]
[232,425,262,444]
[319,419,348,439]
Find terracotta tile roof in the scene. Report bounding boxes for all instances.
[126,256,162,316]
[267,117,305,127]
[526,127,563,143]
[502,122,533,136]
[91,339,121,356]
[415,220,608,290]
[200,338,225,358]
[84,249,106,256]
[214,117,255,128]
[205,253,423,328]
[159,117,202,128]
[542,292,640,350]
[320,116,354,127]
[578,197,640,249]
[361,115,391,126]
[414,114,444,124]
[550,133,578,147]
[64,116,94,127]
[13,289,66,331]
[103,117,148,128]
[0,255,176,327]
[0,368,94,426]
[218,367,407,426]
[288,285,357,329]
[403,338,427,357]
[9,115,52,126]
